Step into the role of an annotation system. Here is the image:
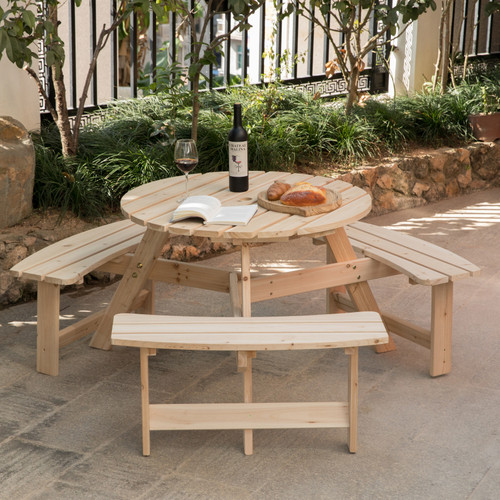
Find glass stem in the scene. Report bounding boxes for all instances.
[184,173,189,199]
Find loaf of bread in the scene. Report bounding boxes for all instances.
[280,182,327,206]
[267,181,291,201]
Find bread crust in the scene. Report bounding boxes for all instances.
[267,181,291,201]
[280,183,327,206]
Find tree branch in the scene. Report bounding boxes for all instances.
[72,5,132,143]
[25,66,58,123]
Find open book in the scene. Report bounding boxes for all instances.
[171,196,258,225]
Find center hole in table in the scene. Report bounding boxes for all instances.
[239,197,253,202]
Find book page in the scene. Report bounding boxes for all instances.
[206,205,258,225]
[171,196,221,222]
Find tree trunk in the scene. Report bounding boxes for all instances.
[47,4,76,157]
[191,72,201,142]
[345,65,360,114]
[52,66,77,157]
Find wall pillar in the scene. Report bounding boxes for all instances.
[389,7,442,96]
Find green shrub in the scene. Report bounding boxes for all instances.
[33,140,109,218]
[32,76,500,218]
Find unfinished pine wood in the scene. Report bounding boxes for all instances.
[111,311,388,455]
[149,402,350,430]
[111,312,389,351]
[37,282,60,376]
[314,220,479,376]
[11,220,146,286]
[430,282,453,377]
[240,243,252,318]
[16,172,380,376]
[249,258,398,303]
[348,221,481,277]
[90,228,169,350]
[121,172,372,243]
[242,351,255,455]
[140,347,154,456]
[346,346,358,453]
[325,229,397,353]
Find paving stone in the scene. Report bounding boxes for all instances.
[0,440,81,500]
[0,189,498,498]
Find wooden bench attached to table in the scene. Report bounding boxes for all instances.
[316,221,480,377]
[111,311,389,456]
[10,219,240,376]
[10,220,148,375]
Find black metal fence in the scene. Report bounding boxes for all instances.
[39,0,392,122]
[450,0,500,65]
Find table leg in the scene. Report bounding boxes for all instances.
[240,243,252,318]
[326,229,396,353]
[326,242,347,313]
[239,243,254,452]
[90,229,169,350]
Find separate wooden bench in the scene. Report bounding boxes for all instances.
[111,311,389,456]
[315,221,480,377]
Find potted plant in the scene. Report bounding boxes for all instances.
[468,86,500,142]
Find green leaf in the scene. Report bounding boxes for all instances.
[46,49,56,67]
[22,10,36,29]
[43,20,54,34]
[188,62,201,79]
[0,29,8,54]
[5,34,15,62]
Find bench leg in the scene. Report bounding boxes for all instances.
[430,282,453,377]
[141,347,156,456]
[238,351,256,455]
[37,282,60,376]
[345,347,358,453]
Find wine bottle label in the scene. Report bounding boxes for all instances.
[228,141,248,177]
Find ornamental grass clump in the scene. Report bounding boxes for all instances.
[31,76,500,217]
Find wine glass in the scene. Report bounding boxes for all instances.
[174,139,198,202]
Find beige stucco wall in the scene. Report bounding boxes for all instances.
[389,7,442,96]
[0,0,40,131]
[0,59,40,132]
[413,7,442,91]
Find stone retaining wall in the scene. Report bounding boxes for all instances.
[338,142,500,215]
[1,142,498,307]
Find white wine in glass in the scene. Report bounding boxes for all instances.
[174,139,198,202]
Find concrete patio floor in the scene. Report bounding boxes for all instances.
[1,188,499,499]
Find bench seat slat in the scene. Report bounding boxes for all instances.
[349,222,480,277]
[11,221,146,285]
[346,226,470,281]
[11,220,137,276]
[348,238,449,286]
[111,312,389,350]
[41,231,145,285]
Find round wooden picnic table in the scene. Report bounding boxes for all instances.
[90,171,395,352]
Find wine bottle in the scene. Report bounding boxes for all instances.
[228,103,249,192]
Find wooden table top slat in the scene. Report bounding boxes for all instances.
[121,171,373,242]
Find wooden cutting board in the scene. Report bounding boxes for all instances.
[257,189,342,217]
